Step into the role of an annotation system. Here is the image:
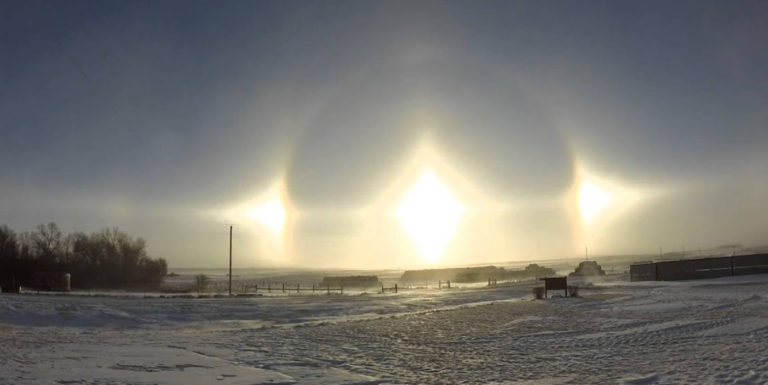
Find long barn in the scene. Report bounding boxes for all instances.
[630,253,768,281]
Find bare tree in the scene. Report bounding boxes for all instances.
[0,225,18,259]
[31,222,63,265]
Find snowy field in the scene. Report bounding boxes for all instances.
[2,276,768,384]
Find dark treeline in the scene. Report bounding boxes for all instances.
[0,223,167,290]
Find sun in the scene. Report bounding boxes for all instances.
[397,171,463,263]
[250,197,286,234]
[578,180,612,223]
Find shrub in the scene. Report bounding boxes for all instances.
[194,274,209,293]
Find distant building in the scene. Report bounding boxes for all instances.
[401,266,507,283]
[630,253,768,282]
[321,275,380,288]
[569,261,606,277]
[524,264,556,278]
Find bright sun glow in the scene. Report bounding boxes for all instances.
[578,181,612,223]
[397,171,463,263]
[250,197,286,234]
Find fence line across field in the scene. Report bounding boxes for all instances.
[190,278,527,296]
[208,282,345,294]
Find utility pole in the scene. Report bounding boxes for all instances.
[585,246,588,261]
[229,225,233,296]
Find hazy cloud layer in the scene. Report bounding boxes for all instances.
[2,1,767,267]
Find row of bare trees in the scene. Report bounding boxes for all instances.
[0,223,167,290]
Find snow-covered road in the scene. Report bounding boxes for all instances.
[2,277,768,384]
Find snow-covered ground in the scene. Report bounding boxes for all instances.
[2,275,768,384]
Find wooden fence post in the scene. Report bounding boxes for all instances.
[731,256,735,276]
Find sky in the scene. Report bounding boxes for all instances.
[1,1,767,269]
